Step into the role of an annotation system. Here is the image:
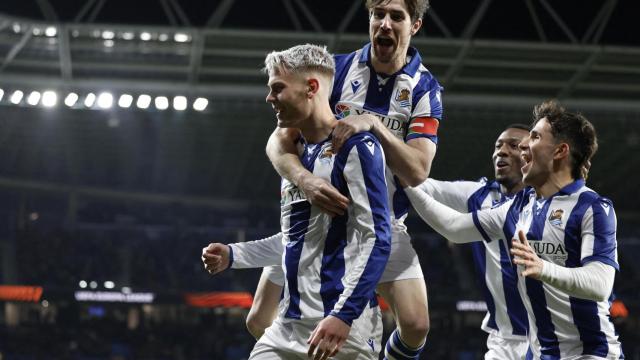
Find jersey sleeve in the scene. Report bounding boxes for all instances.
[418,179,484,212]
[472,199,513,243]
[329,134,391,325]
[580,198,619,270]
[229,232,284,269]
[406,75,443,144]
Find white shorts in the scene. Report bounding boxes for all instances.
[250,306,383,360]
[263,227,423,286]
[485,331,529,360]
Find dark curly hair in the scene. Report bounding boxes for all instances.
[366,0,430,22]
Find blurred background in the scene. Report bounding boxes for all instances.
[0,0,639,359]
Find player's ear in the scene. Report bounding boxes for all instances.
[554,142,570,161]
[411,17,422,36]
[307,78,320,98]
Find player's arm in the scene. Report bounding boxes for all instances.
[201,232,284,274]
[308,135,391,359]
[511,198,619,302]
[418,178,485,212]
[332,115,436,186]
[266,127,349,216]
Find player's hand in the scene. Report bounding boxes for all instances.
[201,243,230,275]
[510,230,544,279]
[299,173,349,217]
[332,114,376,153]
[307,315,350,360]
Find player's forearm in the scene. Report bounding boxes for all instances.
[266,128,308,186]
[229,232,284,269]
[539,261,614,302]
[371,121,434,186]
[405,186,481,243]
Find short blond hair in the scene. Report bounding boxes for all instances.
[263,44,335,78]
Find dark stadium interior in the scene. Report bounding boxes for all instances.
[1,1,640,359]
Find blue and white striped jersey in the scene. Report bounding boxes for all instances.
[331,44,443,221]
[419,178,529,340]
[473,180,622,359]
[279,132,391,326]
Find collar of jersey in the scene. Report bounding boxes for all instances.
[359,43,422,77]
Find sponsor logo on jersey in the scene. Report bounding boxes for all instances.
[281,182,306,206]
[548,209,564,227]
[335,104,351,119]
[530,239,567,262]
[335,103,406,136]
[395,88,411,107]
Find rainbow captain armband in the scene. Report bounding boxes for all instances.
[406,116,439,142]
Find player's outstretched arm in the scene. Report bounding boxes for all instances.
[229,232,284,269]
[266,127,349,216]
[332,114,435,186]
[201,243,230,275]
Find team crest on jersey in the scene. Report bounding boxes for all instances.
[395,88,411,107]
[548,209,564,227]
[335,104,351,119]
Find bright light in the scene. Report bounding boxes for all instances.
[84,93,96,107]
[12,23,21,33]
[121,32,134,40]
[118,94,133,108]
[174,33,190,42]
[10,90,24,104]
[0,88,4,101]
[32,27,43,36]
[42,91,58,107]
[45,26,57,37]
[65,93,79,107]
[173,96,187,111]
[102,30,115,39]
[79,280,87,288]
[104,281,115,289]
[193,97,208,111]
[158,33,169,42]
[97,92,113,109]
[136,94,151,109]
[121,287,132,294]
[27,91,41,106]
[89,281,98,289]
[140,32,152,41]
[103,40,114,47]
[155,96,169,110]
[42,300,49,308]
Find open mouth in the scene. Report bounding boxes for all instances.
[521,153,532,172]
[495,160,510,170]
[375,36,395,48]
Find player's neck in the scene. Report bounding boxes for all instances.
[536,170,574,198]
[299,106,337,144]
[371,51,408,75]
[500,181,525,196]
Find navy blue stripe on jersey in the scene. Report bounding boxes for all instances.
[470,242,497,330]
[472,210,493,242]
[363,67,395,116]
[330,52,358,111]
[392,178,411,219]
[284,201,311,319]
[410,72,443,120]
[570,297,609,357]
[499,238,528,336]
[330,133,391,324]
[319,214,348,317]
[590,198,619,269]
[525,277,561,358]
[526,197,553,242]
[564,191,595,268]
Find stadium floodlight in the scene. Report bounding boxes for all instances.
[104,281,115,289]
[103,40,114,48]
[79,280,87,288]
[42,91,57,107]
[97,92,113,109]
[89,281,98,289]
[0,88,4,101]
[193,97,208,111]
[158,33,169,42]
[32,27,43,36]
[174,32,190,42]
[10,90,24,104]
[173,96,187,111]
[45,26,57,37]
[155,96,169,110]
[65,92,79,107]
[118,94,133,108]
[27,91,41,106]
[12,23,21,33]
[84,93,96,107]
[136,94,151,109]
[121,31,134,40]
[102,30,115,39]
[140,32,152,41]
